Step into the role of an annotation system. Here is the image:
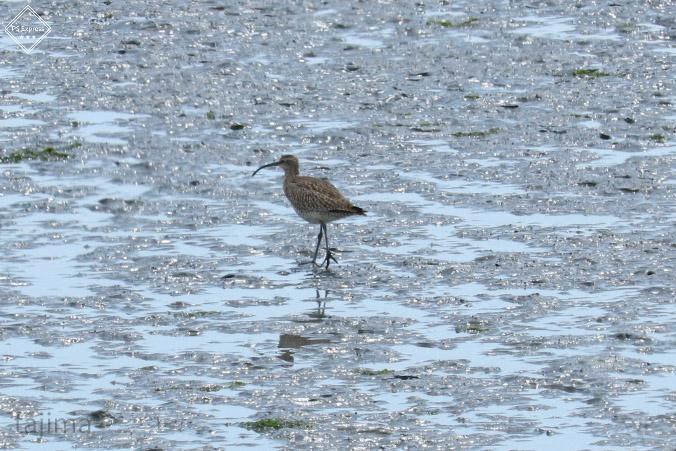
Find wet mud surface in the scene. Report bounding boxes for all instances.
[0,0,674,449]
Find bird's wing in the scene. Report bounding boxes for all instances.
[286,176,354,212]
[295,176,345,198]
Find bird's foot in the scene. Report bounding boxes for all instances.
[321,250,338,268]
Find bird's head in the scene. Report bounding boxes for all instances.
[252,154,299,177]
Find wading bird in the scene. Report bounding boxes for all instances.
[252,155,366,268]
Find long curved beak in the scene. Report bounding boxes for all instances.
[252,161,279,177]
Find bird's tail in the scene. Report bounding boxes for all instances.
[329,205,366,216]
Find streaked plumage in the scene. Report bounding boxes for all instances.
[252,155,365,268]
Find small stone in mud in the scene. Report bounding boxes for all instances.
[614,332,650,342]
[416,341,435,348]
[171,271,200,279]
[89,410,117,427]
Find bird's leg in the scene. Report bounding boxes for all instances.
[300,225,323,266]
[321,223,338,268]
[312,225,323,266]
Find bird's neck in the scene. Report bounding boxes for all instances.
[282,171,297,193]
[283,167,299,178]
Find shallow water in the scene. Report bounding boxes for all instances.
[0,0,674,449]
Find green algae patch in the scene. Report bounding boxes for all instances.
[428,17,479,28]
[1,146,71,163]
[452,128,500,138]
[243,418,308,432]
[411,120,442,132]
[456,320,489,334]
[573,68,611,77]
[199,384,223,392]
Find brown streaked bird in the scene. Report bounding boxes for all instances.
[252,154,366,268]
